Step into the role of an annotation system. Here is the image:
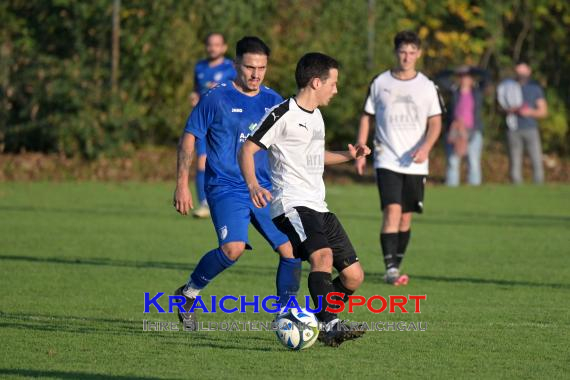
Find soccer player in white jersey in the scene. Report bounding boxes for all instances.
[355,31,443,285]
[239,53,371,347]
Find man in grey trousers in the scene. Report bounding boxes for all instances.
[501,62,548,184]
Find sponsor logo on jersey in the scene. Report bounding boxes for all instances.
[312,129,325,141]
[232,108,243,113]
[239,132,252,143]
[306,154,323,168]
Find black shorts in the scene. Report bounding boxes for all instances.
[272,207,358,271]
[376,168,426,213]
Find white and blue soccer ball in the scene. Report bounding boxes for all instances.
[275,308,319,350]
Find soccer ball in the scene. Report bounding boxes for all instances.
[275,308,320,350]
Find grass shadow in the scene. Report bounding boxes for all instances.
[0,254,277,277]
[365,272,570,289]
[340,211,570,228]
[0,369,166,380]
[0,311,281,352]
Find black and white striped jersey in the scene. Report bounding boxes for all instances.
[248,98,328,218]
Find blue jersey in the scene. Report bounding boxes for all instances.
[194,58,236,95]
[184,83,284,197]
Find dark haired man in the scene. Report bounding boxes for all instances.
[239,52,371,347]
[498,61,548,184]
[190,32,237,218]
[355,31,442,285]
[173,36,301,328]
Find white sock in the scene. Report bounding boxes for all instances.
[324,318,340,332]
[387,267,400,277]
[183,282,201,298]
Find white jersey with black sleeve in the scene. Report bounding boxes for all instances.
[248,98,328,218]
[364,70,442,175]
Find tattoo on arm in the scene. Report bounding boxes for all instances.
[177,146,193,180]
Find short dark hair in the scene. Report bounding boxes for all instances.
[394,30,421,50]
[236,36,271,59]
[204,32,226,45]
[295,52,339,89]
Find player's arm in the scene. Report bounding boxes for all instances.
[174,132,196,215]
[412,115,442,164]
[325,143,371,165]
[190,92,200,107]
[238,140,272,208]
[355,113,374,174]
[190,66,200,107]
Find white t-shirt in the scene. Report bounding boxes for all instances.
[248,98,328,218]
[364,71,442,175]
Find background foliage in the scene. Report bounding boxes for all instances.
[1,0,568,158]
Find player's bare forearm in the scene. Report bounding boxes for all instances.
[424,115,442,151]
[357,113,373,145]
[354,114,373,175]
[174,132,196,215]
[239,140,272,208]
[412,115,442,164]
[325,144,371,165]
[325,151,352,165]
[238,140,261,189]
[190,92,200,107]
[176,133,195,187]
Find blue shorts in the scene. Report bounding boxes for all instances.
[195,138,207,157]
[208,193,289,250]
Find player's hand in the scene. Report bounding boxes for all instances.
[249,185,272,208]
[173,185,193,215]
[355,157,366,176]
[348,143,371,160]
[411,145,430,164]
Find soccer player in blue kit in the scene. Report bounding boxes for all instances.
[190,33,237,218]
[173,36,301,328]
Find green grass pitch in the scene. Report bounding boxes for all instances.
[0,182,569,379]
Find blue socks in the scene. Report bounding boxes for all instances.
[195,169,206,204]
[187,249,300,309]
[189,248,235,289]
[276,257,302,309]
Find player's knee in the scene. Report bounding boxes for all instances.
[399,210,411,225]
[221,242,246,261]
[276,242,295,259]
[384,204,402,218]
[350,267,365,288]
[309,248,333,271]
[341,265,364,290]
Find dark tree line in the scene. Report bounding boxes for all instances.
[1,0,568,158]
